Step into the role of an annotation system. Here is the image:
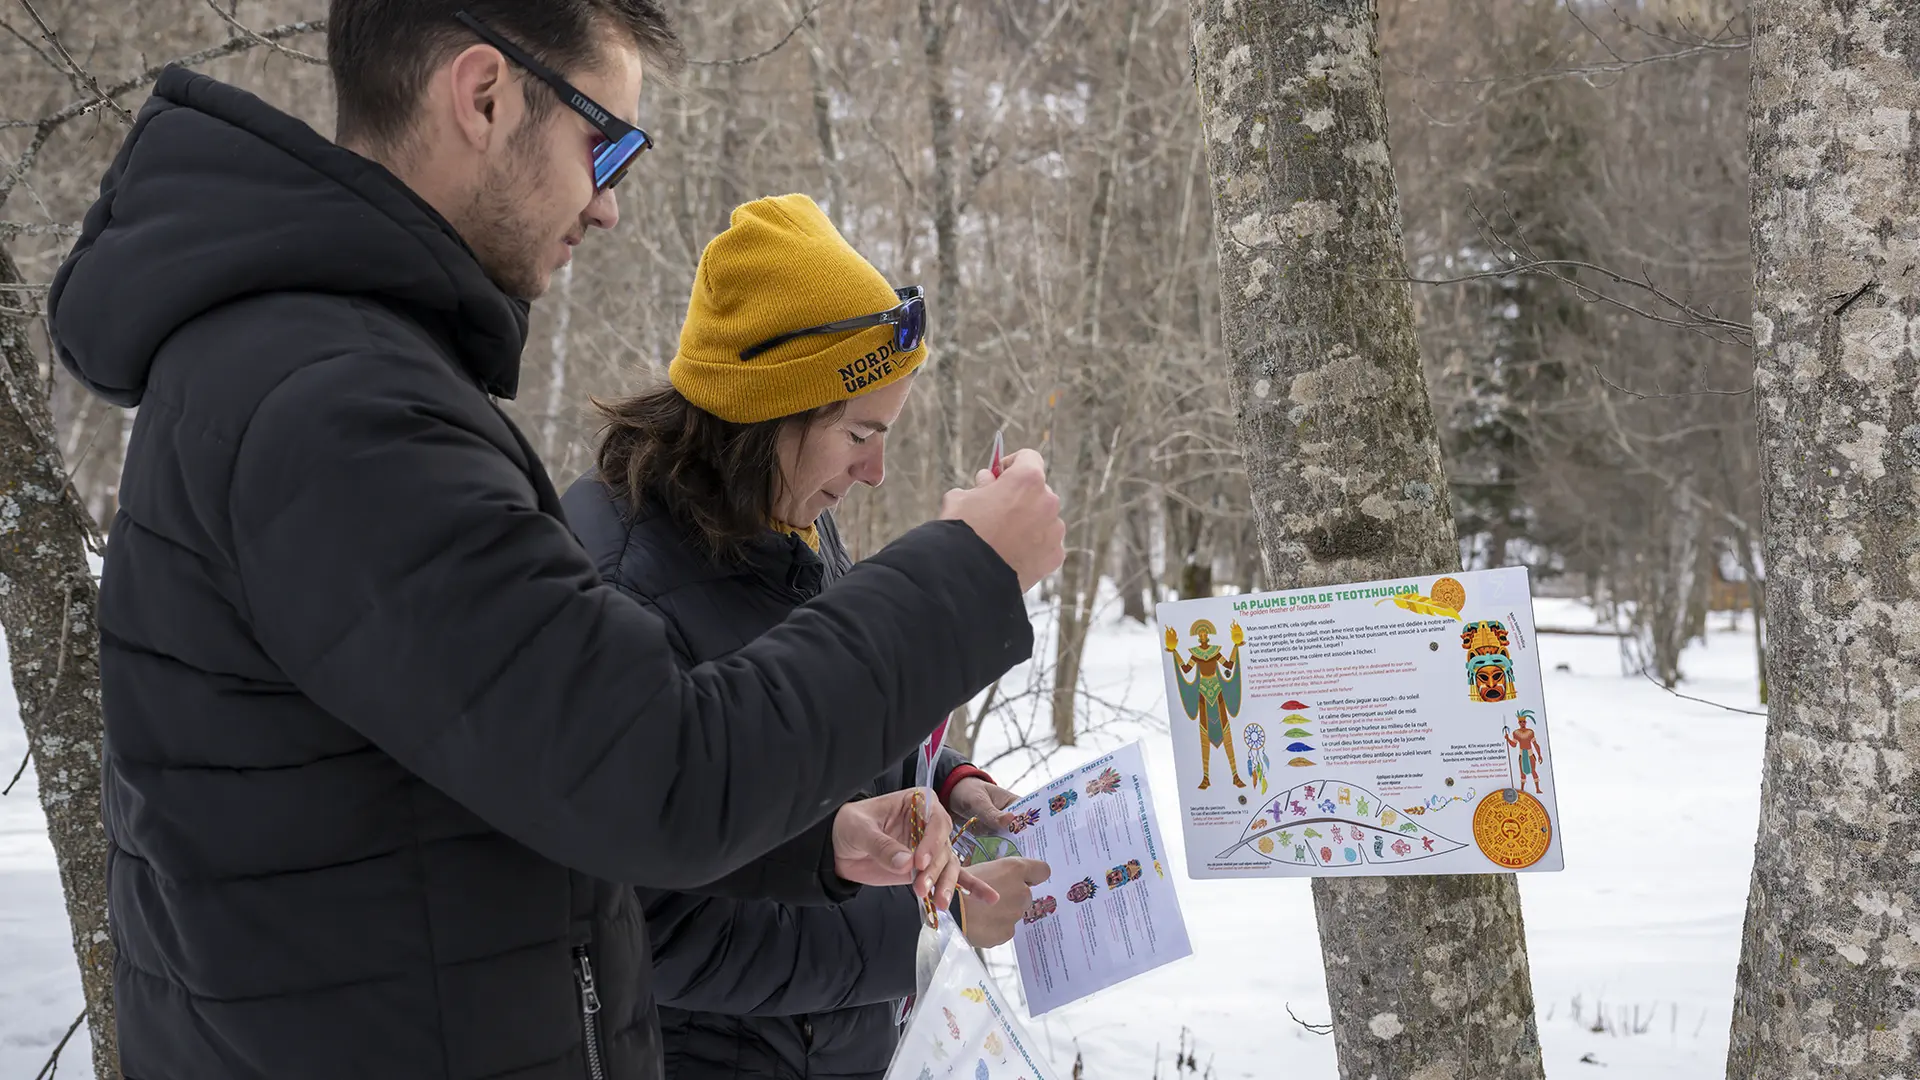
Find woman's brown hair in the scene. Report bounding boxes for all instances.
[590,383,843,564]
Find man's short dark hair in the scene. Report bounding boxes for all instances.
[328,0,683,151]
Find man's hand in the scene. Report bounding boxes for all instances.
[831,789,1001,910]
[946,776,1021,832]
[958,857,1051,948]
[939,449,1065,592]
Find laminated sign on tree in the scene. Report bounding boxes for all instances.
[1158,567,1565,879]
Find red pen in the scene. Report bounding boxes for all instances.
[990,428,1005,478]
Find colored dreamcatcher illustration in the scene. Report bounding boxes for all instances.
[1243,723,1271,794]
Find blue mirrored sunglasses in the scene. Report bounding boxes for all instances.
[740,287,927,362]
[455,12,655,191]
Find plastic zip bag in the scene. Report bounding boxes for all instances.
[886,932,1059,1080]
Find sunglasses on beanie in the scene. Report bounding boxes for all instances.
[740,286,927,362]
[453,11,654,191]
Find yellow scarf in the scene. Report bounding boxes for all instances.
[773,519,821,553]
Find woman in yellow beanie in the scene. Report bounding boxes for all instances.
[582,192,928,559]
[560,194,1050,1080]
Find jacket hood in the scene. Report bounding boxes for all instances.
[49,67,530,406]
[562,474,855,604]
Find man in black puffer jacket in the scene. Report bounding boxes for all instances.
[43,3,1064,1077]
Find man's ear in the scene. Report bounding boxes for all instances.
[444,43,520,151]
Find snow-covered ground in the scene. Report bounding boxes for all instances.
[0,595,1767,1078]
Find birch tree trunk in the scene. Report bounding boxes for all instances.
[1727,0,1920,1074]
[1187,3,1545,1076]
[918,0,966,487]
[0,242,117,1078]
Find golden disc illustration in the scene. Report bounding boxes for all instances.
[1430,576,1467,613]
[1471,790,1552,869]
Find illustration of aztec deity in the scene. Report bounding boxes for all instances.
[1461,619,1515,703]
[1022,895,1058,923]
[1065,876,1099,903]
[1165,618,1247,789]
[1048,788,1079,815]
[1105,859,1143,890]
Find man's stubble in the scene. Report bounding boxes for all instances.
[461,113,560,301]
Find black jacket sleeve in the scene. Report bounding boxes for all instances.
[228,352,1033,888]
[643,884,922,1016]
[679,812,851,906]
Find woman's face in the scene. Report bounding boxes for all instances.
[773,375,917,526]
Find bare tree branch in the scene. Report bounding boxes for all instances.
[0,221,79,238]
[30,1005,86,1080]
[687,0,820,66]
[1604,1,1745,51]
[1384,257,1752,345]
[1456,29,1746,90]
[1381,18,1745,127]
[1638,667,1766,716]
[1,739,29,794]
[0,14,65,76]
[102,19,326,99]
[203,0,324,66]
[16,0,134,123]
[1590,365,1752,400]
[1564,0,1631,65]
[6,19,328,134]
[1287,1003,1335,1036]
[2,18,325,210]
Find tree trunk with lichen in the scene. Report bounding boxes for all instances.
[0,242,116,1078]
[1726,1,1920,1075]
[1187,3,1545,1077]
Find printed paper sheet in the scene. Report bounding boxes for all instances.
[964,742,1191,1015]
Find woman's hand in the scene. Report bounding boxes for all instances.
[957,857,1051,948]
[831,788,1000,910]
[946,776,1021,832]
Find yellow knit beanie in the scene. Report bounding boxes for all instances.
[668,194,926,424]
